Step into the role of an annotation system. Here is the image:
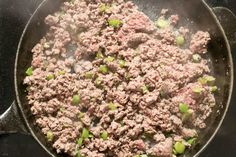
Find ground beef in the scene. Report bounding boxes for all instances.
[24,0,216,157]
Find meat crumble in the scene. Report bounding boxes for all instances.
[24,0,217,157]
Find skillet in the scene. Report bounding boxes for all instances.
[0,0,236,156]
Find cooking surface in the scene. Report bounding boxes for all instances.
[0,0,236,156]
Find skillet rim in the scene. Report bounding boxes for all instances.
[192,0,234,156]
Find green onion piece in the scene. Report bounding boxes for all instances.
[60,107,65,112]
[198,77,207,85]
[81,128,89,139]
[58,70,65,75]
[84,71,94,79]
[142,85,149,94]
[72,94,80,105]
[89,134,94,138]
[155,18,169,29]
[187,137,197,145]
[43,42,50,49]
[76,151,82,157]
[108,19,122,28]
[46,131,54,142]
[99,3,110,13]
[179,103,189,113]
[119,60,126,68]
[210,86,218,92]
[104,56,115,63]
[125,73,130,81]
[192,54,201,63]
[173,148,177,155]
[46,74,55,80]
[101,131,108,140]
[95,77,102,86]
[99,65,109,74]
[70,0,76,3]
[176,35,185,46]
[96,51,104,59]
[205,76,216,86]
[108,102,117,110]
[58,11,65,17]
[78,112,85,119]
[140,155,148,157]
[174,141,186,154]
[192,87,203,94]
[77,138,83,147]
[120,121,125,127]
[26,67,33,76]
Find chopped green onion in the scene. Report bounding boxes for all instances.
[99,65,109,74]
[210,86,218,92]
[173,148,177,155]
[192,54,201,63]
[108,19,122,28]
[176,35,185,46]
[179,103,189,113]
[76,151,82,157]
[142,85,149,94]
[125,73,130,81]
[58,70,65,75]
[192,87,203,94]
[119,60,126,68]
[78,112,85,119]
[205,76,216,86]
[120,121,125,127]
[84,71,94,79]
[96,51,104,59]
[77,138,83,147]
[198,77,207,85]
[70,0,76,4]
[108,102,117,110]
[81,128,89,139]
[46,131,54,142]
[155,18,169,29]
[89,134,94,138]
[72,94,80,105]
[26,67,33,76]
[104,56,115,63]
[174,141,186,154]
[60,107,65,112]
[99,3,110,13]
[46,74,55,80]
[100,131,108,140]
[58,11,65,17]
[140,155,148,157]
[95,77,102,86]
[187,137,197,145]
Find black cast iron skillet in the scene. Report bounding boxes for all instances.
[0,0,236,156]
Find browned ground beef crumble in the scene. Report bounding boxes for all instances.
[24,0,216,157]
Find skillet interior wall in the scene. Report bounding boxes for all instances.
[15,0,232,156]
[16,0,65,156]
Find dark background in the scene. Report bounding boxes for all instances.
[0,0,235,156]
